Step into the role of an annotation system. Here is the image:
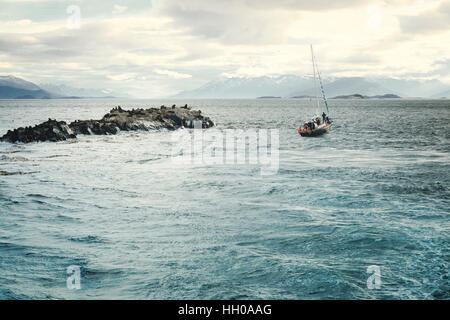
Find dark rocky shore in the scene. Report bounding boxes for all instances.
[0,105,214,143]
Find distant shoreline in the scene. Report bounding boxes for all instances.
[0,96,124,100]
[330,93,402,99]
[0,96,448,100]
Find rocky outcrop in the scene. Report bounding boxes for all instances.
[0,105,214,143]
[0,119,76,143]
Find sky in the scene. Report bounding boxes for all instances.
[0,0,449,98]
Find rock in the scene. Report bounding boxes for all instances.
[0,119,76,143]
[0,106,215,143]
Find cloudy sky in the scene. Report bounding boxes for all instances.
[0,0,449,97]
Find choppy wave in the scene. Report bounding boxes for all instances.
[0,98,449,299]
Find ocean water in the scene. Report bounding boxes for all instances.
[0,98,449,300]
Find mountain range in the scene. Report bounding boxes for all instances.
[173,75,450,99]
[174,75,312,99]
[38,83,124,98]
[2,74,449,99]
[0,76,52,99]
[0,75,121,99]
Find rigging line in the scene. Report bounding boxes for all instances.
[310,44,320,115]
[312,47,329,114]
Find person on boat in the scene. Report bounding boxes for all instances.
[322,112,326,123]
[303,123,309,134]
[326,116,330,123]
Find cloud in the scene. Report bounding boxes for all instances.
[113,4,128,14]
[0,0,449,97]
[431,59,450,77]
[153,0,411,46]
[0,62,13,68]
[107,72,136,81]
[4,19,33,26]
[154,69,192,79]
[398,1,450,34]
[154,0,295,45]
[242,0,374,11]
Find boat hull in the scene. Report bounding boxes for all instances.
[298,122,331,137]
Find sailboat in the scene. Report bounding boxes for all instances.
[298,45,332,137]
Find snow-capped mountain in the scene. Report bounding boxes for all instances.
[0,75,125,99]
[38,83,123,98]
[0,75,41,91]
[290,77,395,97]
[173,75,311,98]
[368,78,449,98]
[432,89,450,98]
[0,75,52,99]
[172,75,450,98]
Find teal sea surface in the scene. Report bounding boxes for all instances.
[0,98,449,299]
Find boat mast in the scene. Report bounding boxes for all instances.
[310,45,320,115]
[311,46,329,114]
